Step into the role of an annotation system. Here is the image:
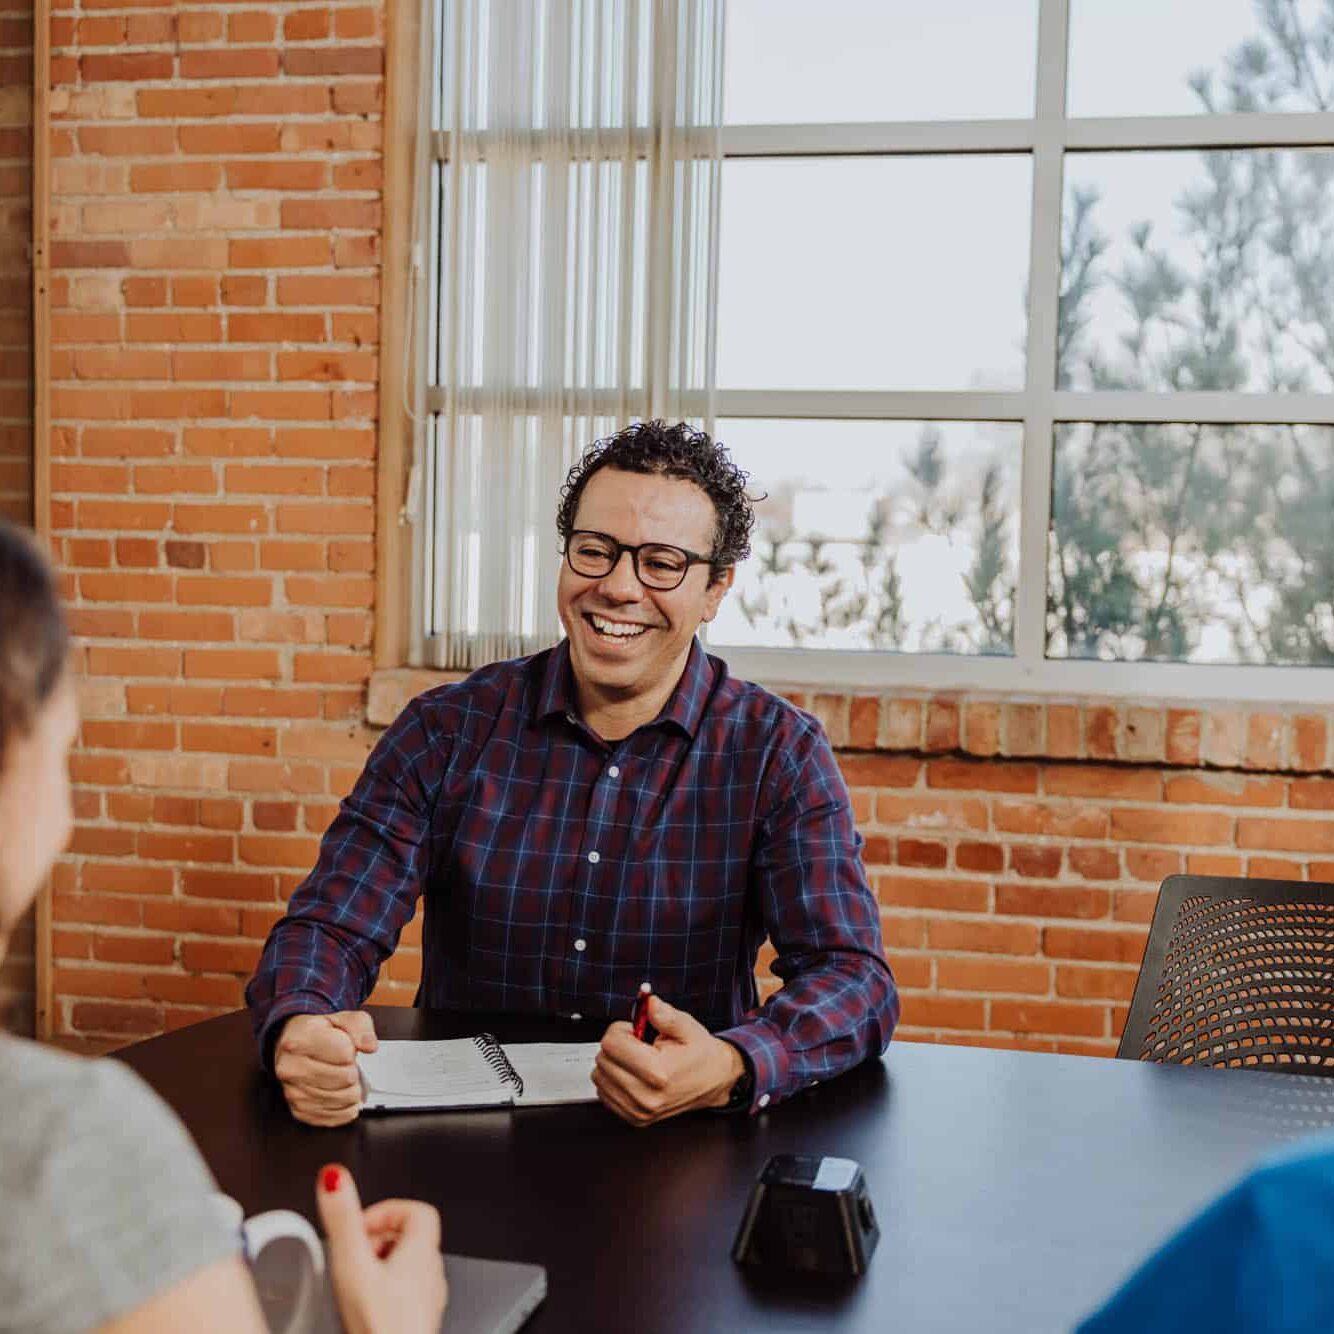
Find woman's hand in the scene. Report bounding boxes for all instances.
[315,1164,447,1334]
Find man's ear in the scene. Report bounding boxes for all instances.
[700,565,735,623]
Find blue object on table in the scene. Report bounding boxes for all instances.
[1078,1128,1334,1333]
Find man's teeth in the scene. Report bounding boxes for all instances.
[590,614,647,638]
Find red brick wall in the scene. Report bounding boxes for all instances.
[36,4,1334,1058]
[0,0,32,525]
[45,0,412,1051]
[1,0,35,1037]
[0,0,30,533]
[803,693,1334,1056]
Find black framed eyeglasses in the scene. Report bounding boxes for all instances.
[564,530,713,591]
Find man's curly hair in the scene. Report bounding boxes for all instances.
[0,520,69,770]
[556,420,756,583]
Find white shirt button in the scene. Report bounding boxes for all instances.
[570,1012,582,1021]
[574,938,587,952]
[757,1093,771,1109]
[587,850,600,864]
[607,765,620,778]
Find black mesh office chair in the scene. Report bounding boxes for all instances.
[1118,874,1334,1074]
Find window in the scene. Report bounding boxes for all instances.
[418,0,721,671]
[712,0,1334,701]
[420,0,1334,702]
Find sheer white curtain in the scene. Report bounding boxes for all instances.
[420,0,725,670]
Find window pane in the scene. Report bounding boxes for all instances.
[1047,422,1334,665]
[437,0,654,133]
[434,159,649,392]
[708,419,1021,655]
[1069,0,1333,117]
[1059,149,1334,394]
[719,157,1031,391]
[725,0,1037,124]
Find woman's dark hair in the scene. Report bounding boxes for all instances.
[556,420,758,583]
[0,518,70,764]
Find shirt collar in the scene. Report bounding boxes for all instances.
[533,637,713,740]
[534,641,579,726]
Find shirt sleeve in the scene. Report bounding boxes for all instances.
[245,698,446,1068]
[0,1057,238,1334]
[716,718,899,1111]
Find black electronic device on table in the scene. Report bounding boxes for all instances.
[731,1154,880,1278]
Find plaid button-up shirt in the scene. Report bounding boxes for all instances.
[246,639,898,1110]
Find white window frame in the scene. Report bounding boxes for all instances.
[420,0,1334,704]
[713,0,1334,703]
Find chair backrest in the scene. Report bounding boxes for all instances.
[1119,874,1334,1073]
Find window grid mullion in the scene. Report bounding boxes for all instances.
[439,111,1334,163]
[1015,0,1071,672]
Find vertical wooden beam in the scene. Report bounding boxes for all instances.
[31,0,52,1039]
[374,0,424,671]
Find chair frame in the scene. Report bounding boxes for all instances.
[1118,873,1334,1072]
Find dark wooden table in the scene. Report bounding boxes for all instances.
[115,1008,1334,1333]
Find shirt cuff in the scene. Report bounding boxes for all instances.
[715,1019,790,1114]
[711,1041,754,1114]
[255,995,337,1073]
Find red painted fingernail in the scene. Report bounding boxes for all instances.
[321,1166,341,1193]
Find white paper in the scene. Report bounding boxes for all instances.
[357,1038,601,1112]
[507,1043,600,1106]
[358,1039,511,1109]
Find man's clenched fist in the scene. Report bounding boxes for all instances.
[274,1011,379,1126]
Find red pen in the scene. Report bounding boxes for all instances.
[631,982,652,1041]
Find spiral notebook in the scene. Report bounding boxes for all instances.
[358,1034,600,1111]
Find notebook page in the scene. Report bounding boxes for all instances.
[358,1039,512,1109]
[505,1043,600,1107]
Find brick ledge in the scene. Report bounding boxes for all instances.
[367,667,467,725]
[368,669,1333,775]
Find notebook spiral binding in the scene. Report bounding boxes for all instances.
[473,1033,525,1098]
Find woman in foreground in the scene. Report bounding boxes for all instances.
[0,517,447,1334]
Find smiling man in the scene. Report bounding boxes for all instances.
[246,421,898,1128]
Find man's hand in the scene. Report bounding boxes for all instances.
[316,1163,447,1334]
[274,1011,378,1127]
[592,994,745,1127]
